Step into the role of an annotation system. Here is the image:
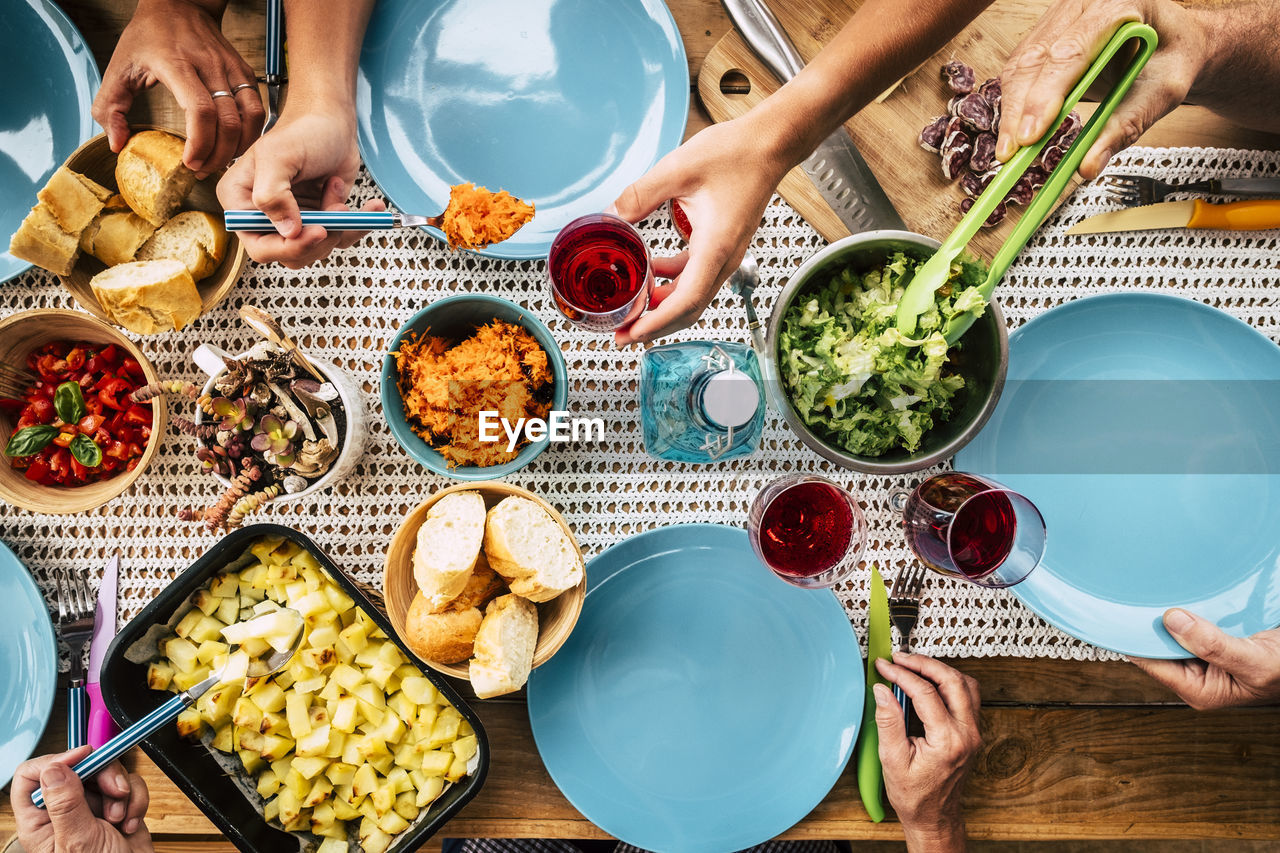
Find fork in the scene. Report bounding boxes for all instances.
[0,362,35,399]
[889,564,927,720]
[56,569,96,749]
[1101,174,1280,207]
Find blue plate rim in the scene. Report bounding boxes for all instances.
[354,0,690,261]
[526,523,863,852]
[958,291,1280,658]
[0,537,57,789]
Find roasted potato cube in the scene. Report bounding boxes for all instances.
[192,588,221,616]
[249,681,286,713]
[259,710,288,736]
[164,637,200,673]
[256,769,281,798]
[146,661,174,691]
[393,790,418,821]
[303,776,333,809]
[332,696,360,733]
[351,763,378,802]
[446,753,469,783]
[262,795,280,823]
[419,749,453,776]
[427,712,460,748]
[333,794,360,821]
[277,788,303,826]
[292,755,330,780]
[238,729,266,754]
[195,640,229,665]
[351,682,385,711]
[322,583,355,614]
[176,707,204,739]
[399,675,437,707]
[387,690,416,724]
[238,748,266,775]
[286,691,312,739]
[261,733,294,761]
[361,827,392,853]
[371,782,395,816]
[376,810,409,835]
[211,723,234,753]
[411,771,444,808]
[189,614,226,644]
[296,724,331,758]
[453,734,478,764]
[249,536,286,563]
[209,572,239,598]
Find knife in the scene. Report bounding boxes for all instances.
[854,564,892,823]
[87,554,121,749]
[721,0,905,233]
[262,0,284,134]
[1068,199,1280,235]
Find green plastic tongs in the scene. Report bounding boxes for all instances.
[895,22,1159,343]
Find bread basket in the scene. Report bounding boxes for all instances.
[59,127,247,328]
[384,481,586,681]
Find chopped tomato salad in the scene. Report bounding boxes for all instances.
[2,340,152,487]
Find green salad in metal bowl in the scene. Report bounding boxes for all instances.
[778,251,989,457]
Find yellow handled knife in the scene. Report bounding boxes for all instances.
[1068,198,1280,235]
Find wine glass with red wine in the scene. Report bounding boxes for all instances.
[748,474,867,589]
[548,213,654,332]
[893,472,1046,588]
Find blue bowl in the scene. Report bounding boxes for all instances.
[382,295,568,480]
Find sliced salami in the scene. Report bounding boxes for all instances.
[941,60,976,94]
[955,93,994,132]
[969,132,997,173]
[919,115,949,152]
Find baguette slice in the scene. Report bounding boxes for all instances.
[412,490,486,609]
[9,203,81,276]
[80,210,157,266]
[38,167,112,234]
[404,592,483,664]
[468,594,538,698]
[483,496,583,602]
[137,210,228,281]
[90,258,202,335]
[116,130,197,226]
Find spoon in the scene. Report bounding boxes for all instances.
[728,253,782,411]
[895,22,1158,343]
[31,609,304,808]
[239,304,326,382]
[224,209,444,232]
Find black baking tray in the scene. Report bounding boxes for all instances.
[100,523,489,853]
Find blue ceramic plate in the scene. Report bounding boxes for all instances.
[956,293,1280,657]
[0,0,100,283]
[0,538,57,788]
[381,294,569,480]
[356,0,688,259]
[528,524,863,853]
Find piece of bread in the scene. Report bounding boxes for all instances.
[483,496,583,602]
[102,193,132,213]
[468,594,538,698]
[449,553,506,610]
[115,130,197,226]
[89,259,202,335]
[38,167,112,234]
[9,203,81,276]
[404,592,483,664]
[80,211,157,266]
[136,210,227,281]
[412,490,486,609]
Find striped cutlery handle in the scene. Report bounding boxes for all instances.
[265,0,284,78]
[224,210,397,231]
[67,682,86,749]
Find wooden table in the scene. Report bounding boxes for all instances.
[4,1,1280,850]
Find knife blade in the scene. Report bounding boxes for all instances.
[87,554,120,749]
[721,0,905,233]
[263,0,284,134]
[1067,198,1280,235]
[854,564,892,822]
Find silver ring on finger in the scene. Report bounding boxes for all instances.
[210,90,235,99]
[231,83,257,94]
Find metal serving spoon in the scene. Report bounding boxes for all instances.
[31,610,304,808]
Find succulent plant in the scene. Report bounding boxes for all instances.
[212,397,254,431]
[251,414,299,466]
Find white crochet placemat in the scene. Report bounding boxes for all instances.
[3,145,1279,665]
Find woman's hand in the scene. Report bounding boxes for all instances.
[874,653,983,852]
[93,0,264,178]
[215,99,386,268]
[10,747,152,853]
[1131,609,1280,710]
[609,115,793,346]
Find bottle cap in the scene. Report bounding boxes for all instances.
[700,370,758,428]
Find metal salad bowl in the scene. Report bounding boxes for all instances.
[763,230,1009,475]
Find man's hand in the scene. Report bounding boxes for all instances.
[1131,609,1280,710]
[10,747,152,853]
[608,116,792,346]
[216,101,385,268]
[994,0,1209,178]
[874,653,982,852]
[93,0,264,178]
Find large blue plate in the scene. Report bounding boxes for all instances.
[956,293,1280,657]
[0,0,100,283]
[527,524,863,853]
[0,538,57,788]
[357,0,688,260]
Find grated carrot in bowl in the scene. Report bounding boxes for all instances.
[393,320,554,468]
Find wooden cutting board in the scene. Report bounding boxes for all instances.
[699,0,1059,259]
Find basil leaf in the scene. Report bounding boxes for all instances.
[55,381,86,425]
[70,433,103,468]
[4,425,58,457]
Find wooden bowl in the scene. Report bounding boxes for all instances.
[59,128,247,328]
[384,481,586,681]
[0,309,167,514]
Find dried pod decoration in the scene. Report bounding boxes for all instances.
[921,62,1080,227]
[129,339,347,530]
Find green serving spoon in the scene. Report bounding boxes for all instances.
[895,22,1159,342]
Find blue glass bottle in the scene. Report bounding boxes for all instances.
[639,341,765,463]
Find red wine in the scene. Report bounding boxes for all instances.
[759,481,854,577]
[549,217,648,314]
[903,473,1015,579]
[670,199,693,240]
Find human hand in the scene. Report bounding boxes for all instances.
[93,0,264,178]
[216,101,386,268]
[873,653,982,852]
[9,747,152,853]
[608,116,792,346]
[994,0,1209,179]
[1131,609,1280,710]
